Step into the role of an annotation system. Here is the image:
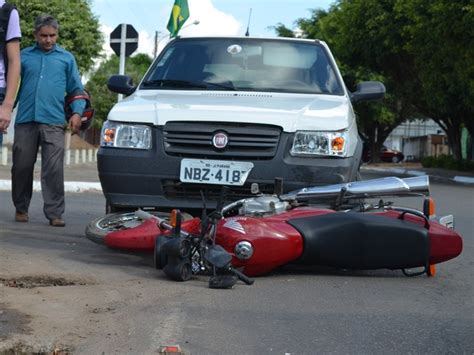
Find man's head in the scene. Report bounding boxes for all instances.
[34,15,59,52]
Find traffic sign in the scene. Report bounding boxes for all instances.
[110,24,139,57]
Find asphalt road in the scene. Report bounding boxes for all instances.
[0,173,473,354]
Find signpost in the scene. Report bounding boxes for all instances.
[110,24,139,100]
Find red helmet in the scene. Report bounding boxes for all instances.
[65,90,95,131]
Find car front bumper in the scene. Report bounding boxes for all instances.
[98,131,363,211]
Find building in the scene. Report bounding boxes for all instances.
[384,119,449,161]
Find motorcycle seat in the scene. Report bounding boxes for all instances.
[287,212,429,270]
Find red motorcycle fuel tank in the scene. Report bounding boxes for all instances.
[215,208,333,276]
[215,216,302,276]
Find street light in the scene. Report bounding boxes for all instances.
[154,20,200,58]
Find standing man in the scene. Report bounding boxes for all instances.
[12,14,84,227]
[0,1,21,146]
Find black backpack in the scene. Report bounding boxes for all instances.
[0,2,16,75]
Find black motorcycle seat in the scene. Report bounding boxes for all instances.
[287,212,429,270]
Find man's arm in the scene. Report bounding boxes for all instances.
[0,40,20,133]
[66,55,86,134]
[4,40,20,107]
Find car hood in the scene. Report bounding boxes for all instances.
[107,90,354,132]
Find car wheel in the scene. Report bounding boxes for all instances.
[392,156,400,163]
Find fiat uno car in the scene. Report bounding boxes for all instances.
[100,36,385,212]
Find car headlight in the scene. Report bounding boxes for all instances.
[290,131,347,157]
[100,121,152,149]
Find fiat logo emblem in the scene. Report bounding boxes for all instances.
[212,132,228,149]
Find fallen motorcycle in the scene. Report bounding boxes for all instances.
[85,176,463,288]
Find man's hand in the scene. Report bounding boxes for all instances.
[68,113,82,135]
[0,103,13,133]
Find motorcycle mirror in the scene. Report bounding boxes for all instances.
[170,209,182,236]
[204,245,232,268]
[216,186,229,213]
[200,191,209,236]
[209,275,237,289]
[274,177,283,195]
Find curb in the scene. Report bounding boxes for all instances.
[0,179,102,193]
[361,167,474,186]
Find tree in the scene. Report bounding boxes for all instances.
[399,0,474,160]
[273,6,403,162]
[85,53,153,129]
[12,0,103,73]
[268,23,295,38]
[273,0,473,161]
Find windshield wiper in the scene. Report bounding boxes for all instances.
[142,79,236,91]
[141,79,207,89]
[202,81,237,91]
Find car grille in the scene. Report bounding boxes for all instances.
[162,180,275,200]
[163,122,281,159]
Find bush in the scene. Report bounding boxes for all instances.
[421,155,474,172]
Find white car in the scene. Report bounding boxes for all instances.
[100,36,385,212]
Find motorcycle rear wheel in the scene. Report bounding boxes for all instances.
[85,211,174,245]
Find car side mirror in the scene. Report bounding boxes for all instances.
[107,75,136,96]
[350,81,385,103]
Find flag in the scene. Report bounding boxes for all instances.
[167,0,190,38]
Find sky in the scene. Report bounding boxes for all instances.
[91,0,334,58]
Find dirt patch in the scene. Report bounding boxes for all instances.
[0,305,64,355]
[0,276,88,289]
[0,304,32,340]
[0,342,73,355]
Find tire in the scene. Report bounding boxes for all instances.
[163,237,191,258]
[392,156,400,163]
[154,236,169,270]
[163,262,193,281]
[85,211,171,245]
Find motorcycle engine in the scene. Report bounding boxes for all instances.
[238,196,289,216]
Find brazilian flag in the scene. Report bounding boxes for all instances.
[167,0,190,38]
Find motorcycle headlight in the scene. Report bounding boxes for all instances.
[290,131,347,157]
[100,121,152,149]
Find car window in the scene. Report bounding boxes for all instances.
[142,38,344,95]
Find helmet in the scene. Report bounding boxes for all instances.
[65,90,95,131]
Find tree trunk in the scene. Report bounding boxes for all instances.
[446,124,462,161]
[430,116,464,161]
[464,119,474,161]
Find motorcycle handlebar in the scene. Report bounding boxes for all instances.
[134,209,192,238]
[229,267,254,285]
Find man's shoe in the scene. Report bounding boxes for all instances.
[15,212,29,222]
[49,218,66,227]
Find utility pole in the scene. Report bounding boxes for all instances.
[154,30,160,59]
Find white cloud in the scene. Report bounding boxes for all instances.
[97,0,242,60]
[99,23,114,59]
[184,0,241,37]
[137,29,154,56]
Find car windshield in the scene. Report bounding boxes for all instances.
[141,38,344,95]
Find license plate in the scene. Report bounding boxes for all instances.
[180,159,254,186]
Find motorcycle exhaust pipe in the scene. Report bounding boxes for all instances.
[284,176,430,201]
